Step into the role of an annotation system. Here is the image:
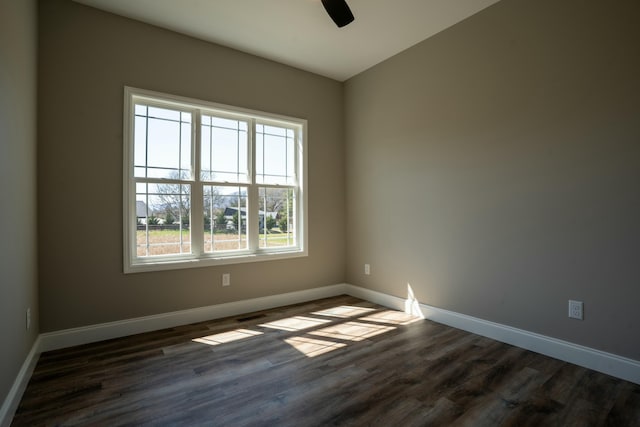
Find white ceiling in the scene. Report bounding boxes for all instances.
[72,0,501,82]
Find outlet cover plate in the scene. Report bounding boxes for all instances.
[568,300,583,320]
[222,273,231,287]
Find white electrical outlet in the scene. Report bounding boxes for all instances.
[364,264,370,275]
[26,308,31,330]
[222,273,231,287]
[568,300,583,320]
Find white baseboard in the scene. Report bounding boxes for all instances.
[40,283,348,352]
[0,336,41,427]
[345,284,640,385]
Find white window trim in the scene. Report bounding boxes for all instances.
[123,87,308,273]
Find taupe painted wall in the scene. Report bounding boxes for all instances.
[345,0,640,359]
[38,0,345,332]
[0,0,39,403]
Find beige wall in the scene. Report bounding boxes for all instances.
[38,0,345,332]
[345,0,640,359]
[0,0,39,403]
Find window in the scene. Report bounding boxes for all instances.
[123,87,307,273]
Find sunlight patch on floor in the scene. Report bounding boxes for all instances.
[311,305,376,318]
[360,310,421,325]
[284,336,347,357]
[192,301,420,357]
[309,321,395,342]
[193,328,263,346]
[259,316,331,332]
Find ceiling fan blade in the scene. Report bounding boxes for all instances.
[321,0,354,28]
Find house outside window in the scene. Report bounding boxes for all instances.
[123,87,307,273]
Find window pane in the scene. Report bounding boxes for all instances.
[203,185,248,252]
[256,124,296,185]
[136,182,191,256]
[134,104,147,116]
[201,125,211,181]
[134,104,192,179]
[258,187,296,249]
[134,116,147,172]
[180,123,191,177]
[148,106,180,121]
[200,115,248,183]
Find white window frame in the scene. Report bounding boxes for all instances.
[123,87,308,273]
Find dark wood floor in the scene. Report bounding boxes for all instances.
[12,295,640,426]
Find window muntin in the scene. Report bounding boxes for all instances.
[124,87,307,272]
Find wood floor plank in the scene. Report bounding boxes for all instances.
[604,381,640,427]
[11,295,640,426]
[454,366,550,426]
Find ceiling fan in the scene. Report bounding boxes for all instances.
[321,0,355,28]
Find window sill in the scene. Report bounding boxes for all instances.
[124,249,308,274]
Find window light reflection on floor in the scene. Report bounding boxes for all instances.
[309,321,395,342]
[193,328,263,346]
[359,310,421,326]
[192,301,422,357]
[311,305,376,318]
[259,316,331,332]
[284,336,347,358]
